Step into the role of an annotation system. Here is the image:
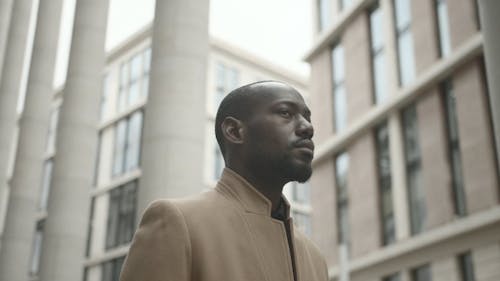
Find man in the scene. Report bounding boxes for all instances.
[120,81,328,281]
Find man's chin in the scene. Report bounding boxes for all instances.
[288,165,312,183]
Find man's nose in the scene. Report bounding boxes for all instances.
[296,116,314,139]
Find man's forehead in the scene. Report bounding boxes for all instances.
[248,82,305,105]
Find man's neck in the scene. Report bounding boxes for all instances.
[227,164,285,213]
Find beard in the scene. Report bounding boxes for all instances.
[247,147,313,184]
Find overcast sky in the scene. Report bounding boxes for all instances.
[53,0,313,87]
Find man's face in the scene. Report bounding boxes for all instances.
[243,84,314,183]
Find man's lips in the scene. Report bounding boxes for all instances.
[293,139,315,155]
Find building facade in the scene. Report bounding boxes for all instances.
[0,22,311,281]
[307,0,499,281]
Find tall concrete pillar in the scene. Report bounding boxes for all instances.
[478,0,500,176]
[138,0,210,213]
[0,0,63,279]
[0,0,14,78]
[0,0,33,238]
[37,0,110,280]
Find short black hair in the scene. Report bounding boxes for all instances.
[214,80,279,157]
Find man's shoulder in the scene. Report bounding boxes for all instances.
[143,188,233,222]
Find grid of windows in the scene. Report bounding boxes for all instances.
[375,123,395,245]
[112,111,143,177]
[441,80,467,216]
[117,48,151,112]
[214,62,239,110]
[402,105,426,235]
[411,264,432,281]
[335,152,350,248]
[458,251,476,281]
[369,3,388,104]
[394,0,416,86]
[331,43,347,132]
[318,0,332,31]
[435,0,451,57]
[105,181,138,249]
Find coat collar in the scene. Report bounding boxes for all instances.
[215,168,291,218]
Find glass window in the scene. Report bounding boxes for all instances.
[117,48,150,111]
[128,54,142,105]
[318,0,332,31]
[402,105,426,235]
[143,47,151,74]
[436,0,451,57]
[332,44,347,132]
[214,62,240,111]
[100,74,110,121]
[370,4,388,104]
[106,181,138,249]
[124,111,143,172]
[441,81,466,216]
[45,108,60,154]
[293,181,311,204]
[102,256,125,281]
[39,160,53,210]
[411,264,432,281]
[335,152,350,248]
[339,0,352,11]
[112,120,127,176]
[214,143,224,180]
[117,64,129,112]
[292,210,312,237]
[383,273,402,281]
[394,0,416,86]
[375,123,395,245]
[458,252,475,281]
[142,48,151,98]
[112,111,144,177]
[29,220,44,275]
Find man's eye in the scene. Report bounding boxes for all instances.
[279,110,291,118]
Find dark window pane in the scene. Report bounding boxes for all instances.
[411,264,432,281]
[318,0,332,31]
[402,105,426,235]
[376,123,395,245]
[458,252,475,281]
[442,81,466,216]
[335,153,350,248]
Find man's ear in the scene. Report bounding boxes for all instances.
[221,117,245,145]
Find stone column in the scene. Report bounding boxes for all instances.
[478,0,500,175]
[0,0,14,78]
[0,0,33,240]
[0,0,63,279]
[37,0,109,280]
[138,0,210,213]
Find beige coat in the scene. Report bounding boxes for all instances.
[120,168,328,281]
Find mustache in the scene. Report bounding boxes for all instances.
[292,138,314,150]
